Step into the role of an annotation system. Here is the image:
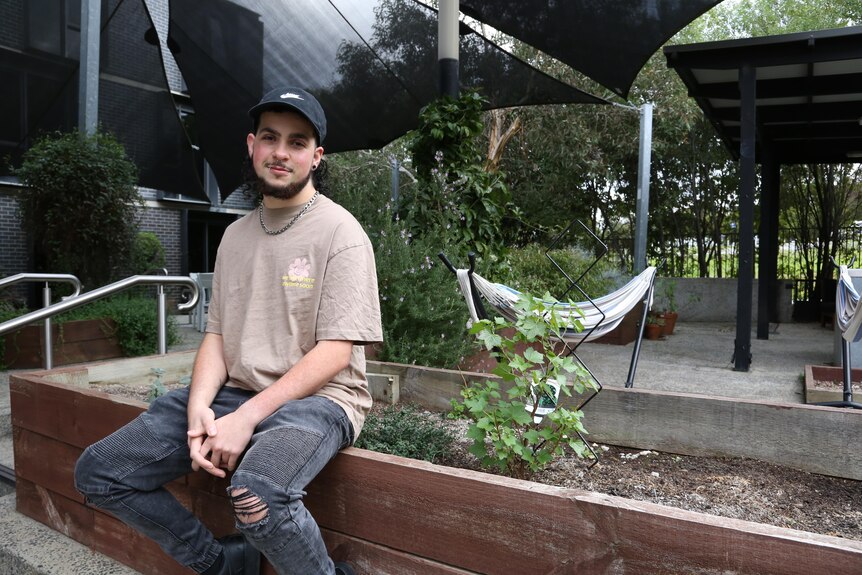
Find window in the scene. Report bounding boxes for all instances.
[27,0,82,59]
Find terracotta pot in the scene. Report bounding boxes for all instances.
[661,311,678,336]
[645,323,663,340]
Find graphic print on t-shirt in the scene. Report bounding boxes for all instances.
[283,257,315,289]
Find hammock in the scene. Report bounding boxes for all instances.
[836,265,862,343]
[456,266,657,344]
[817,263,862,408]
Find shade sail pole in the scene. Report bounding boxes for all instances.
[734,63,756,371]
[78,0,101,135]
[633,103,653,273]
[438,0,459,97]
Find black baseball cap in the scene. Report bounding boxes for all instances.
[248,87,327,144]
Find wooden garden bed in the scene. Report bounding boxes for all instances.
[804,364,862,405]
[9,355,862,574]
[2,318,122,368]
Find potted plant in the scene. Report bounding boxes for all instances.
[659,279,678,336]
[645,312,664,340]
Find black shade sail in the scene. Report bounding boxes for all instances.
[459,0,725,99]
[664,26,862,165]
[167,0,610,199]
[0,0,206,199]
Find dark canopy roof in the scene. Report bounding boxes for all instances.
[664,26,862,165]
[459,0,724,99]
[167,0,609,198]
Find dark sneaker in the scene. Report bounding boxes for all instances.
[218,534,261,575]
[334,561,357,575]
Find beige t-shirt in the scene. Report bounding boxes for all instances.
[206,194,383,438]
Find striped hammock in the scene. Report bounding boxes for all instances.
[456,266,657,344]
[836,265,862,342]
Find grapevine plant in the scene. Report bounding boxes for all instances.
[451,293,598,479]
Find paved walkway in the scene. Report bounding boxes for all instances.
[576,320,836,403]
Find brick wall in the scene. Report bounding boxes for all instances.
[0,186,29,277]
[137,205,183,275]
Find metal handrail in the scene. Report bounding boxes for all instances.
[0,273,83,369]
[0,275,200,361]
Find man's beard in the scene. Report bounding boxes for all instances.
[256,168,313,201]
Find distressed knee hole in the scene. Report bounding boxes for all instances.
[228,487,269,524]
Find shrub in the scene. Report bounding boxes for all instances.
[356,404,455,464]
[131,232,166,274]
[501,244,625,302]
[57,296,179,357]
[330,151,476,368]
[403,90,512,259]
[14,130,142,289]
[450,293,598,480]
[370,203,477,367]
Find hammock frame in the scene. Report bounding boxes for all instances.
[440,221,661,467]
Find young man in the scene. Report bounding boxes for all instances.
[75,87,382,575]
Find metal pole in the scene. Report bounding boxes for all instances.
[438,0,459,97]
[633,103,653,273]
[79,0,101,134]
[157,284,167,354]
[42,283,53,369]
[734,63,756,372]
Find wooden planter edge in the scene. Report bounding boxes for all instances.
[10,373,862,575]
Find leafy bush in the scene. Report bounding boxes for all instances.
[370,203,477,367]
[450,293,598,479]
[329,151,477,368]
[131,232,166,274]
[356,404,455,464]
[56,296,179,357]
[14,130,141,289]
[403,90,512,259]
[501,244,625,302]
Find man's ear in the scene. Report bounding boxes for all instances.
[246,133,255,159]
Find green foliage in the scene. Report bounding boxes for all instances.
[148,368,167,401]
[131,232,166,274]
[355,404,455,463]
[371,203,477,367]
[56,296,179,357]
[403,90,512,258]
[450,293,598,479]
[501,244,624,302]
[658,278,677,312]
[14,130,142,289]
[329,150,477,369]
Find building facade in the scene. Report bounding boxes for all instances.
[0,0,254,295]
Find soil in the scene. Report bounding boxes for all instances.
[813,379,862,393]
[399,406,862,543]
[93,381,862,543]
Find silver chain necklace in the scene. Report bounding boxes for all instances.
[258,191,319,236]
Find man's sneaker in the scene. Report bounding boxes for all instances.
[218,534,261,575]
[334,561,357,575]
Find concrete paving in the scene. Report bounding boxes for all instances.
[0,319,840,574]
[576,320,836,403]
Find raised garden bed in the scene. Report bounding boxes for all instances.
[3,318,122,368]
[10,353,862,574]
[804,364,862,404]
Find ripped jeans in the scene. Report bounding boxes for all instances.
[74,386,353,575]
